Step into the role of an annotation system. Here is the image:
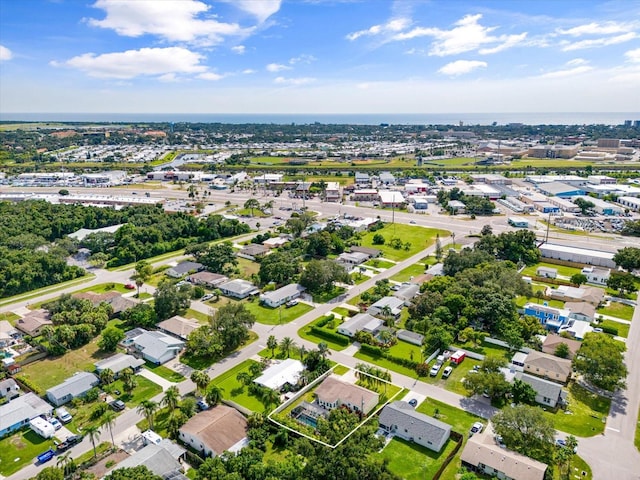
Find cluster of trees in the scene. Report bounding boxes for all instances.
[185,303,256,361]
[475,228,541,266]
[437,188,495,215]
[300,259,350,294]
[463,356,537,402]
[41,294,112,355]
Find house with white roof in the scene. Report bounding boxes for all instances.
[260,283,305,308]
[379,401,451,452]
[367,296,405,319]
[337,313,383,338]
[131,330,185,365]
[218,279,259,299]
[95,353,145,377]
[580,266,611,286]
[254,359,305,391]
[0,392,53,437]
[46,372,100,406]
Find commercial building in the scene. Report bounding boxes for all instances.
[324,182,342,202]
[539,243,616,269]
[527,145,580,159]
[572,196,623,216]
[508,217,529,228]
[617,196,640,212]
[537,182,585,198]
[378,190,406,208]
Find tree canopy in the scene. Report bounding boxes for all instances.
[574,332,627,391]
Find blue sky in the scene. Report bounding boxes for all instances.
[0,0,639,113]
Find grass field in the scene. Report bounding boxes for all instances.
[353,348,418,378]
[297,317,349,351]
[180,331,258,369]
[144,362,185,383]
[236,257,260,277]
[417,397,483,434]
[0,429,56,476]
[357,224,449,262]
[521,262,584,279]
[390,263,427,282]
[244,301,313,325]
[210,359,269,412]
[364,259,396,269]
[597,319,630,338]
[597,302,635,321]
[382,436,457,480]
[0,312,20,323]
[185,308,211,323]
[544,383,610,436]
[102,375,162,408]
[17,339,110,393]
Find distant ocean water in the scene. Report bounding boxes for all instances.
[1,112,639,126]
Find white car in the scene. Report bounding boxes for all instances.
[429,363,442,376]
[56,407,72,424]
[470,422,484,435]
[442,366,453,379]
[48,417,62,430]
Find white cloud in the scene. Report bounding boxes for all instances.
[232,0,281,23]
[274,76,315,85]
[231,45,246,55]
[557,21,636,37]
[392,14,527,56]
[266,63,291,72]
[87,0,248,45]
[438,60,487,76]
[0,45,12,61]
[289,54,316,65]
[539,65,593,78]
[198,72,224,81]
[346,17,410,41]
[566,58,588,66]
[242,69,256,74]
[158,73,179,83]
[561,32,637,51]
[625,48,640,63]
[54,47,208,79]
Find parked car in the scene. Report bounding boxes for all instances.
[196,399,209,411]
[556,438,577,453]
[37,449,55,464]
[56,407,72,424]
[47,417,62,430]
[409,220,416,224]
[494,435,506,448]
[408,398,418,407]
[285,299,299,308]
[110,400,126,411]
[124,283,136,290]
[201,294,214,301]
[442,366,453,379]
[429,363,442,376]
[470,422,484,435]
[56,435,83,452]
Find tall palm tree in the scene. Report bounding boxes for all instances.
[120,367,133,388]
[267,335,278,358]
[205,383,223,406]
[99,368,115,386]
[101,411,117,448]
[260,388,281,412]
[132,260,152,298]
[317,342,330,359]
[136,400,158,430]
[166,410,187,439]
[236,371,252,386]
[298,344,307,363]
[56,451,72,476]
[279,337,295,359]
[162,386,180,411]
[190,371,210,397]
[84,425,101,459]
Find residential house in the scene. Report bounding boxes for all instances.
[514,372,568,409]
[541,335,581,359]
[46,371,100,406]
[580,266,611,286]
[337,313,383,338]
[0,392,53,437]
[461,430,547,480]
[367,296,404,320]
[523,303,570,331]
[158,316,201,340]
[15,309,52,337]
[218,279,259,299]
[396,330,424,346]
[0,320,20,347]
[558,319,594,340]
[337,251,369,267]
[349,246,381,258]
[260,283,305,308]
[536,266,557,279]
[187,271,229,288]
[393,283,420,303]
[73,291,137,317]
[0,378,20,400]
[545,285,604,306]
[314,376,379,415]
[95,353,144,377]
[379,401,451,452]
[107,439,186,479]
[511,352,527,371]
[166,261,204,279]
[131,330,185,365]
[262,236,290,249]
[179,405,248,457]
[425,263,444,276]
[564,302,596,323]
[254,359,305,391]
[523,351,572,384]
[237,244,269,260]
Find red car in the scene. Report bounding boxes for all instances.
[124,283,136,290]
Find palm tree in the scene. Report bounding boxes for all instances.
[267,335,278,358]
[101,411,117,448]
[120,367,134,391]
[279,337,295,358]
[190,371,210,397]
[132,260,152,298]
[99,368,115,386]
[136,400,158,430]
[166,410,187,439]
[317,342,330,359]
[205,383,223,406]
[260,388,281,412]
[244,198,260,217]
[162,386,180,411]
[84,425,101,459]
[236,371,252,386]
[56,451,74,477]
[535,290,544,304]
[298,344,307,363]
[380,305,393,325]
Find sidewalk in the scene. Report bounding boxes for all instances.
[138,368,175,391]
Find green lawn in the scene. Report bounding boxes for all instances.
[312,286,346,303]
[244,301,313,325]
[210,359,269,412]
[0,429,56,476]
[442,361,478,396]
[390,263,427,283]
[185,308,211,323]
[388,339,423,361]
[0,311,20,323]
[16,339,110,393]
[596,319,630,338]
[353,348,418,378]
[543,383,610,436]
[357,224,449,261]
[350,272,370,285]
[332,365,350,375]
[597,302,635,321]
[364,259,396,269]
[144,362,185,382]
[73,283,133,295]
[180,331,258,369]
[103,375,163,408]
[331,307,354,318]
[521,262,583,279]
[416,397,484,434]
[297,317,349,351]
[236,257,260,277]
[73,442,112,467]
[381,436,457,480]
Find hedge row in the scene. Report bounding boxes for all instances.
[309,326,350,346]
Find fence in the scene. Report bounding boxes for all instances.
[222,398,253,416]
[433,431,464,480]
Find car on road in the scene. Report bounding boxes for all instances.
[442,366,453,379]
[408,398,418,407]
[56,435,83,452]
[409,220,416,224]
[430,363,442,376]
[110,400,126,411]
[470,422,484,435]
[56,407,72,424]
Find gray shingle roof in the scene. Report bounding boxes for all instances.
[379,401,451,447]
[133,331,184,362]
[46,372,99,401]
[0,392,52,432]
[95,353,145,374]
[110,441,185,477]
[514,372,565,402]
